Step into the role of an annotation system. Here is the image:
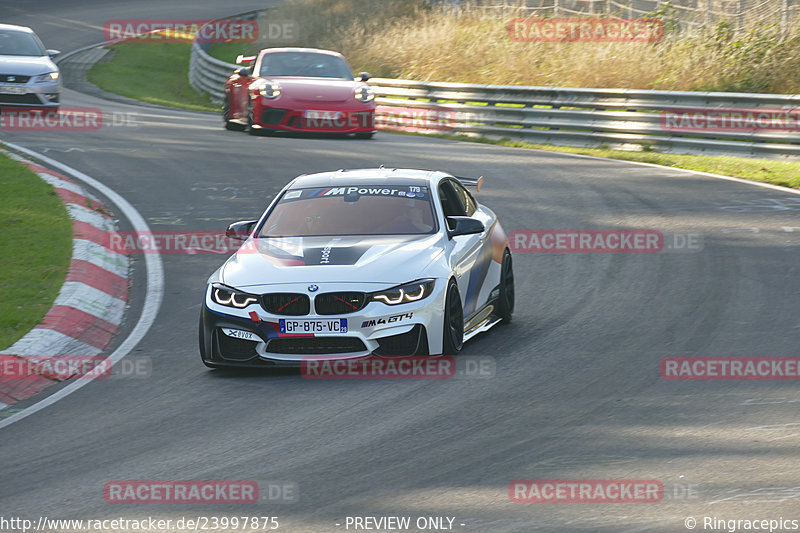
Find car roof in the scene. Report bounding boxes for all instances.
[288,168,451,189]
[259,47,344,59]
[0,24,35,34]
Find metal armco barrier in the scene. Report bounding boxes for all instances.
[189,40,243,103]
[188,11,259,103]
[189,34,800,158]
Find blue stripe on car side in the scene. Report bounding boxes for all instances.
[464,223,496,315]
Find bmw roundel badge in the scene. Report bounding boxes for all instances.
[308,284,319,292]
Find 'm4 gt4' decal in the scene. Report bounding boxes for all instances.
[361,313,413,328]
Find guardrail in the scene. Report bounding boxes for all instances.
[189,38,800,158]
[188,11,259,103]
[189,39,237,102]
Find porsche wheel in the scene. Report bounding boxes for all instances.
[441,279,464,355]
[247,102,260,136]
[223,95,244,131]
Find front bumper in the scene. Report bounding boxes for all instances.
[251,99,376,133]
[200,282,445,367]
[0,77,60,108]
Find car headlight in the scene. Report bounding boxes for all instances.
[369,279,435,305]
[355,85,374,102]
[258,81,281,99]
[211,283,259,308]
[34,71,59,83]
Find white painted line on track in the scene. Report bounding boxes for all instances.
[0,141,164,430]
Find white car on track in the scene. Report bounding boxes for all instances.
[0,24,61,112]
[199,167,514,368]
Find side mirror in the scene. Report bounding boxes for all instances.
[226,220,258,241]
[235,67,251,77]
[358,71,371,82]
[46,49,60,58]
[447,216,484,238]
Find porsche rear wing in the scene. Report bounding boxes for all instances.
[455,176,484,192]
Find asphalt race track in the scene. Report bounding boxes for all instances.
[2,2,800,531]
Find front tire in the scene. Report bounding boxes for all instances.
[199,312,216,368]
[497,249,514,323]
[441,279,464,355]
[223,95,244,131]
[354,132,374,139]
[247,102,260,135]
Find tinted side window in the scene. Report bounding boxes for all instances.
[453,181,477,216]
[438,181,466,219]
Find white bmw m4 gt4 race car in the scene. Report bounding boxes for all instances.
[199,168,514,368]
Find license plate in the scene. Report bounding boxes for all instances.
[279,318,347,334]
[0,85,26,95]
[302,110,342,121]
[302,110,347,128]
[221,328,260,341]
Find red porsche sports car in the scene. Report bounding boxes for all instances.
[222,47,376,138]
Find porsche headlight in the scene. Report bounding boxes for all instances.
[370,279,435,305]
[34,71,59,83]
[354,85,374,102]
[258,81,281,99]
[211,283,259,308]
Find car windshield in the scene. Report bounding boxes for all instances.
[258,51,353,79]
[0,30,45,56]
[259,185,437,237]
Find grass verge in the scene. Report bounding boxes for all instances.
[426,133,800,189]
[87,41,219,112]
[0,152,73,351]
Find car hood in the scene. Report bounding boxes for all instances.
[0,55,57,75]
[265,77,357,103]
[220,234,445,289]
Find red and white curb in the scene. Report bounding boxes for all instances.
[0,151,130,410]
